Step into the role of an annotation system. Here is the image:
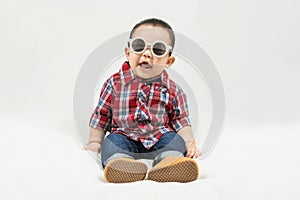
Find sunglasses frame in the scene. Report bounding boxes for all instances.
[128,37,173,58]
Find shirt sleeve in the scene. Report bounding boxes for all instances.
[89,78,114,132]
[169,85,191,132]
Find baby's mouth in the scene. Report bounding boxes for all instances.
[139,62,152,70]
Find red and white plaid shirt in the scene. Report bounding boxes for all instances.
[89,61,191,149]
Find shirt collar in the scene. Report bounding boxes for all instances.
[120,61,169,87]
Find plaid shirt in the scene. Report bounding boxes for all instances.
[89,61,191,149]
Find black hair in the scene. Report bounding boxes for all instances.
[129,18,175,54]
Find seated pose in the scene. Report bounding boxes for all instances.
[85,18,200,183]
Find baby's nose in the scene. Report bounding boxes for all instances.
[142,48,152,58]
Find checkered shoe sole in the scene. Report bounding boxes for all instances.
[148,157,199,183]
[104,158,148,183]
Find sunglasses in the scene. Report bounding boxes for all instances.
[128,37,172,57]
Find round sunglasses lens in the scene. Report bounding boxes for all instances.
[153,42,167,56]
[132,39,145,53]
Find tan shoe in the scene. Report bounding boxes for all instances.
[104,158,148,183]
[148,156,199,183]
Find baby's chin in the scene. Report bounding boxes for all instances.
[135,72,156,80]
[132,69,155,79]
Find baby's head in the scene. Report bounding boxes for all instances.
[125,18,176,80]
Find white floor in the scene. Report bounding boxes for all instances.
[1,113,299,200]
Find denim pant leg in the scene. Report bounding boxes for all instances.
[101,133,139,169]
[150,132,186,166]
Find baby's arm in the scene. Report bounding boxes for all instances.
[83,127,105,153]
[84,77,114,153]
[177,126,200,159]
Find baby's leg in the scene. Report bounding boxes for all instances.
[148,132,199,182]
[101,133,147,183]
[101,133,136,168]
[151,132,186,166]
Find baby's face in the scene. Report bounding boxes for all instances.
[125,24,175,80]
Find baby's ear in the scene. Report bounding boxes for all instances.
[125,47,130,60]
[165,56,175,68]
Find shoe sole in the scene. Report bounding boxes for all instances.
[148,157,199,183]
[104,158,148,183]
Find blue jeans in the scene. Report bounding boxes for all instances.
[101,132,186,169]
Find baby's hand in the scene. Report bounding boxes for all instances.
[83,142,101,153]
[185,140,200,159]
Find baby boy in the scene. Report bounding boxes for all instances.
[85,18,200,183]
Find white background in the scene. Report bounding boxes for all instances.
[1,0,300,199]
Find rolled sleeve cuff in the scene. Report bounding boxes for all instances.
[89,113,109,131]
[171,116,191,132]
